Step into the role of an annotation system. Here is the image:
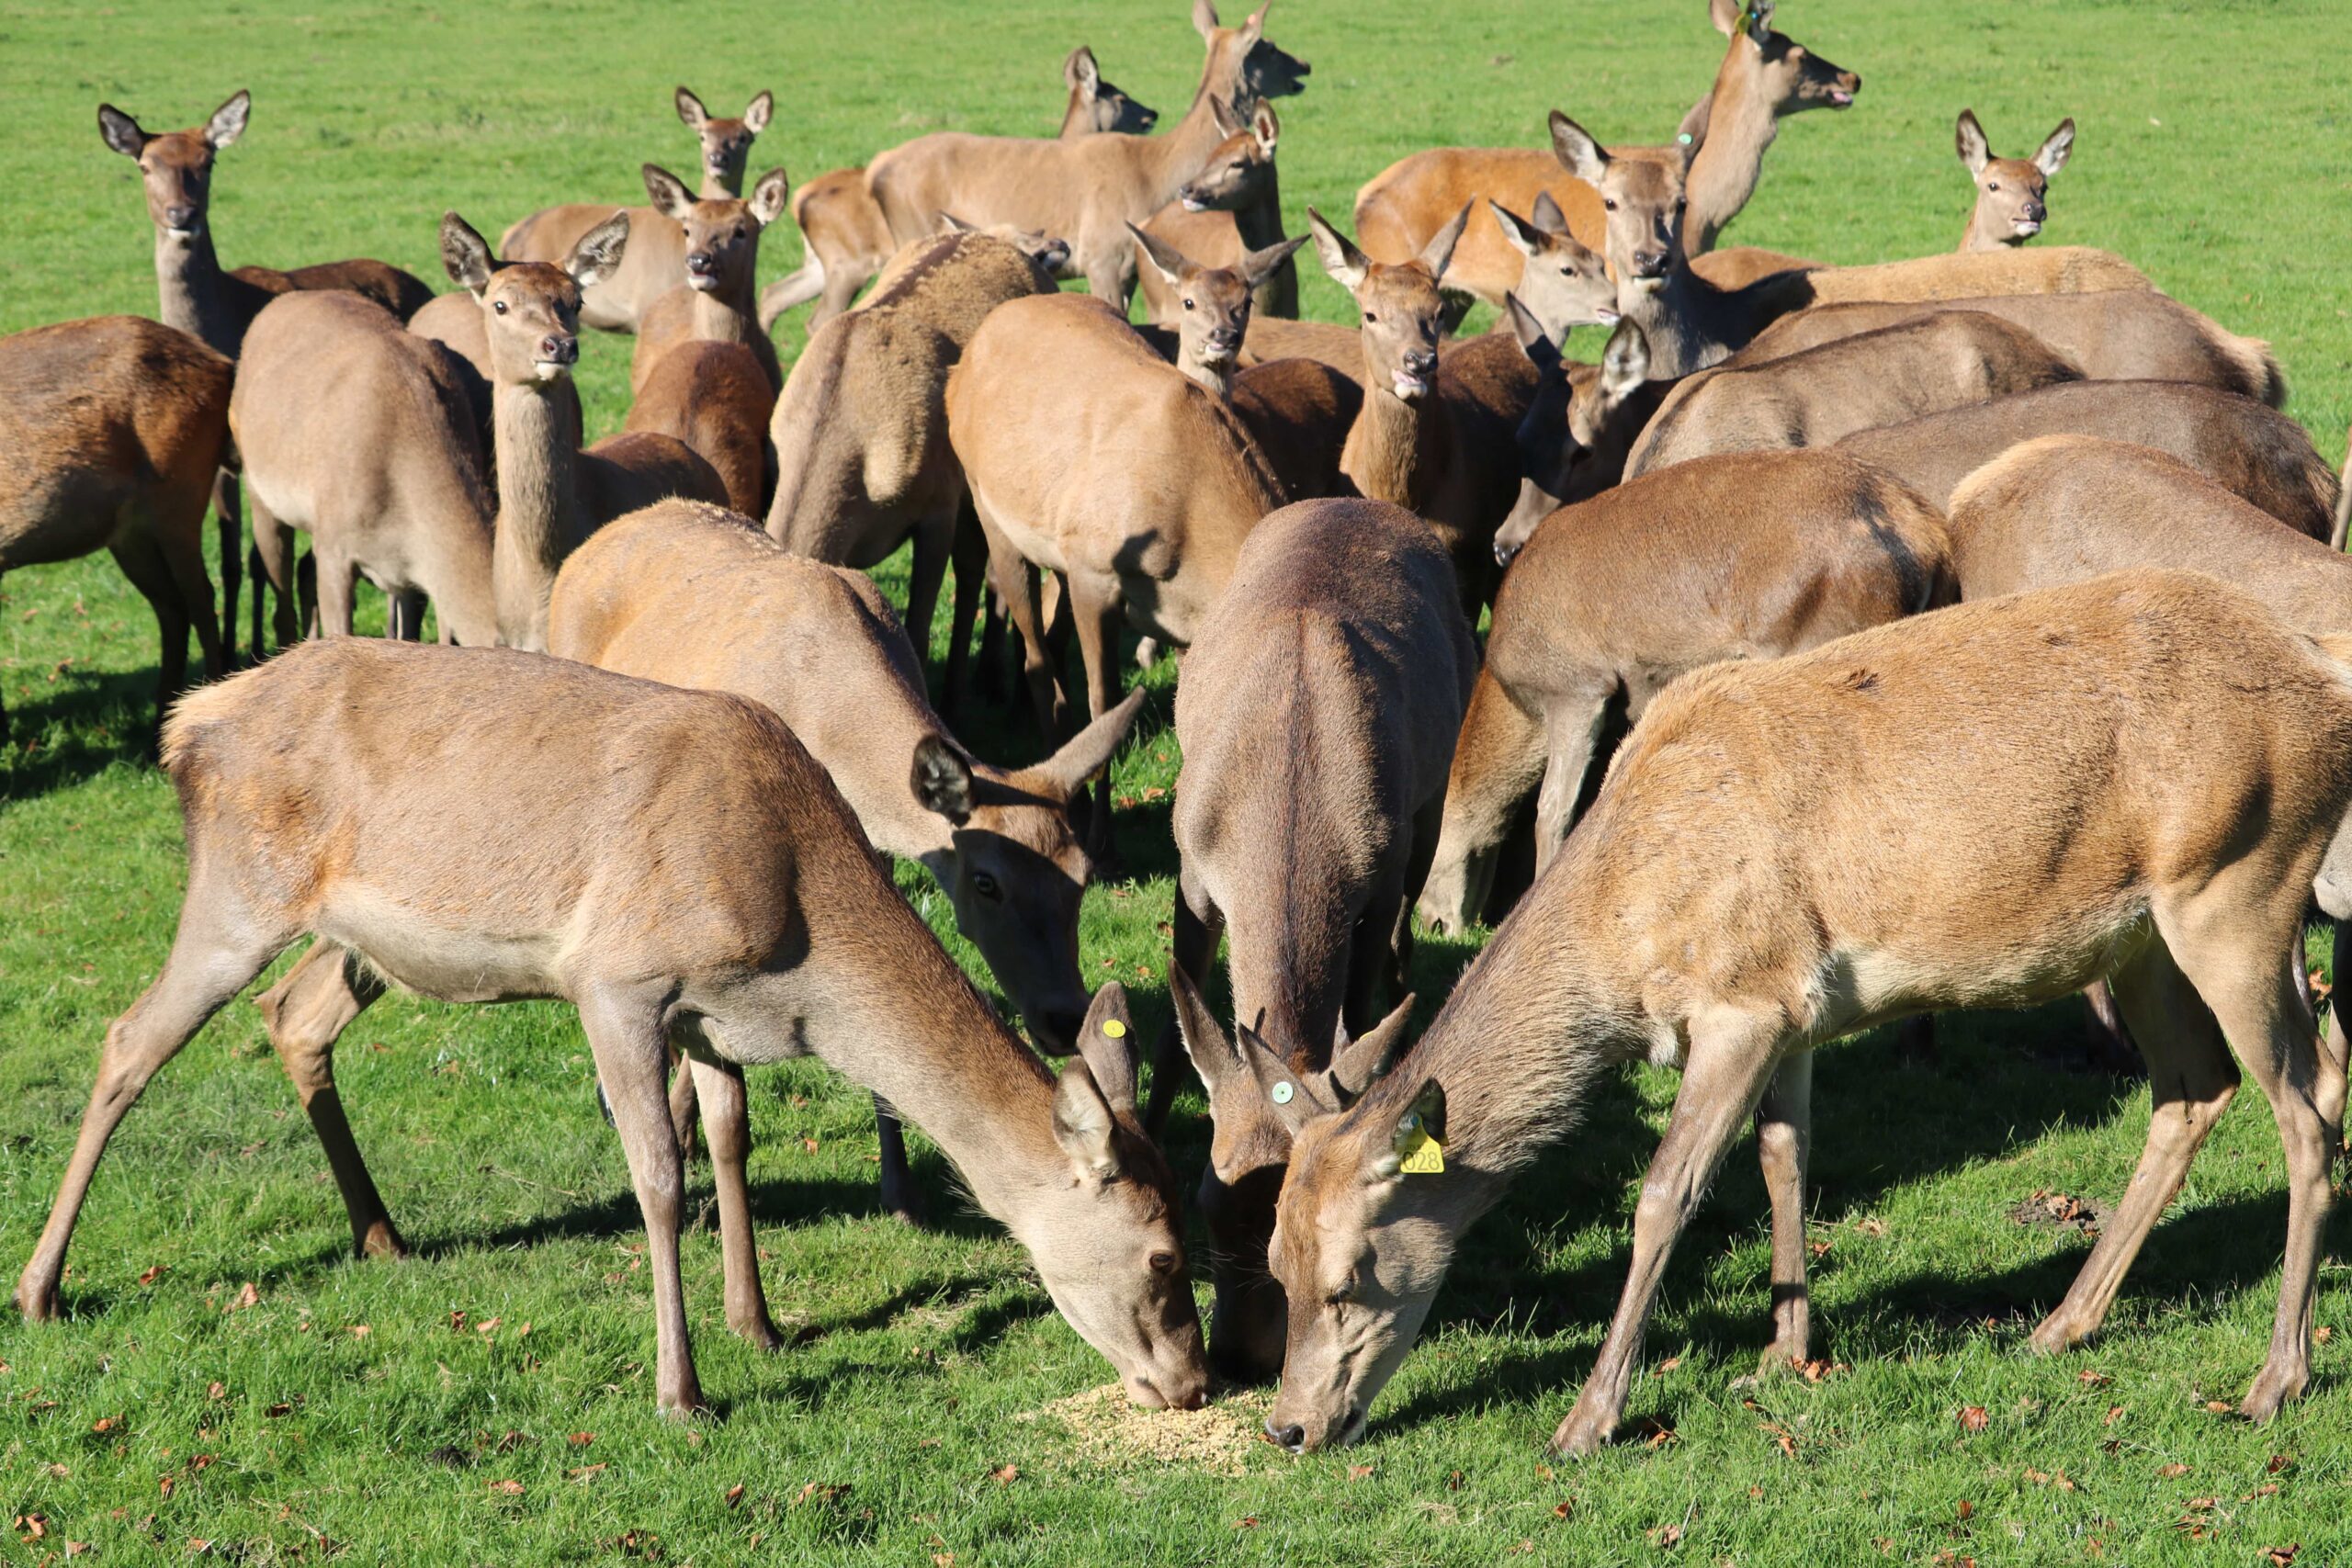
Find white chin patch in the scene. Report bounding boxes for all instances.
[687,275,720,292]
[2013,221,2041,236]
[165,227,199,240]
[1634,276,1667,294]
[1181,197,1208,213]
[532,361,570,381]
[1392,375,1430,401]
[1593,307,1622,324]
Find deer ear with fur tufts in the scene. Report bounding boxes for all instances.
[674,86,709,129]
[205,89,251,150]
[1051,1056,1122,1179]
[1128,222,1193,287]
[1504,292,1556,365]
[743,90,775,134]
[1066,45,1102,95]
[440,212,497,296]
[641,164,695,220]
[909,735,974,825]
[1306,207,1370,294]
[1327,994,1416,1108]
[1420,202,1472,281]
[1034,685,1145,800]
[1600,317,1653,399]
[1954,109,1991,175]
[1369,1080,1447,1181]
[1170,968,1240,1098]
[97,105,149,159]
[1548,112,1607,184]
[749,167,792,227]
[2033,118,2075,180]
[563,210,631,291]
[1241,233,1308,290]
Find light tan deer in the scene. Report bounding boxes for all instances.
[1419,448,1952,936]
[1707,243,2154,303]
[1623,310,2083,477]
[1306,206,1540,608]
[1157,498,1476,1381]
[627,164,790,394]
[1130,224,1306,399]
[1832,380,2340,536]
[1269,570,2352,1453]
[0,316,232,744]
[948,291,1283,747]
[498,86,773,333]
[548,502,1144,1213]
[759,47,1159,331]
[1722,292,2284,406]
[1955,109,2074,253]
[15,637,1211,1417]
[1134,102,1297,324]
[866,2,1307,305]
[1351,0,1860,307]
[766,230,1062,699]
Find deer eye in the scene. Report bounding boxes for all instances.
[1182,298,1194,310]
[492,299,507,315]
[1602,198,1618,212]
[1362,310,1378,324]
[1149,1251,1177,1275]
[972,872,1002,901]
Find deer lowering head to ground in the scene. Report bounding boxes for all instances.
[1955,109,2074,252]
[1158,498,1476,1380]
[14,638,1210,1416]
[1135,101,1301,324]
[1271,570,2352,1453]
[1623,309,2082,477]
[439,212,726,650]
[0,316,232,745]
[760,48,1154,333]
[1491,311,1669,567]
[1832,379,2340,536]
[549,502,1143,1214]
[628,163,790,394]
[1350,0,1860,306]
[865,2,1308,306]
[1307,205,1542,607]
[1419,448,1952,936]
[766,229,1062,703]
[497,86,774,333]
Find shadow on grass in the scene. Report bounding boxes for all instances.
[0,666,163,797]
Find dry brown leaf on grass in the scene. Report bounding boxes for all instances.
[2076,1369,2111,1387]
[487,1480,523,1495]
[2266,1546,2301,1566]
[1956,1405,1989,1431]
[989,1465,1019,1485]
[138,1264,165,1287]
[1346,1463,1373,1480]
[1647,1522,1683,1549]
[723,1483,744,1508]
[2157,1462,2189,1478]
[90,1416,117,1433]
[226,1282,260,1313]
[1956,1500,1973,1521]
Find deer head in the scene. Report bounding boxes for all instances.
[1549,111,1692,291]
[440,209,628,387]
[1193,0,1309,116]
[1307,203,1469,405]
[1130,223,1306,381]
[1064,46,1159,134]
[673,85,774,197]
[1495,312,1656,567]
[642,163,790,303]
[1489,193,1618,338]
[1955,110,2074,251]
[96,89,249,239]
[1708,0,1860,114]
[1175,100,1280,214]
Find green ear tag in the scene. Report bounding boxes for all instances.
[1271,1080,1295,1106]
[1101,1019,1127,1039]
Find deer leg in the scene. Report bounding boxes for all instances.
[942,504,987,718]
[254,942,404,1259]
[1391,796,1446,987]
[386,589,428,643]
[245,489,299,655]
[107,531,190,744]
[311,548,356,638]
[811,257,865,326]
[2325,918,2350,1103]
[2030,936,2237,1357]
[982,519,1065,739]
[299,551,320,638]
[681,1048,783,1348]
[1552,1011,1785,1457]
[903,514,953,667]
[1752,1051,1815,1374]
[155,504,227,685]
[1532,684,1614,879]
[667,1047,702,1159]
[210,468,242,667]
[1065,571,1129,863]
[756,258,825,333]
[17,881,293,1320]
[1145,874,1224,1133]
[875,1099,923,1224]
[1419,668,1549,938]
[578,982,705,1416]
[2080,979,2142,1072]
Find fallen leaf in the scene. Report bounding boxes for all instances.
[41,1465,68,1480]
[1759,1419,1797,1457]
[475,1317,500,1336]
[1957,1501,1973,1520]
[1510,1543,1535,1557]
[1654,1357,1681,1375]
[487,1479,524,1496]
[91,1416,117,1434]
[347,1324,371,1338]
[1957,1405,1990,1431]
[1855,1216,1887,1237]
[1648,1522,1683,1549]
[568,1432,594,1447]
[226,1282,260,1313]
[2077,1370,2111,1387]
[2104,1405,2125,1426]
[65,1543,87,1558]
[801,1137,820,1155]
[723,1483,745,1508]
[2184,1497,2217,1513]
[2205,1401,2232,1415]
[1447,1471,1465,1491]
[1552,1500,1573,1519]
[1345,1464,1372,1480]
[933,1556,954,1568]
[207,1382,225,1402]
[2158,1463,2189,1479]
[264,1403,292,1419]
[1232,1517,1259,1529]
[138,1265,165,1287]
[2267,1546,2301,1566]
[566,1464,606,1482]
[990,1465,1019,1485]
[2245,1483,2279,1500]
[2267,1454,2292,1474]
[158,1475,175,1498]
[2316,1326,2333,1344]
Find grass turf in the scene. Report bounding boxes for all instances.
[5,0,2352,1562]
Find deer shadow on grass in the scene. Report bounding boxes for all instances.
[0,666,167,798]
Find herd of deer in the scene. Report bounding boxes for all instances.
[8,0,2352,1463]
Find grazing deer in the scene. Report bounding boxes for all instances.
[97,89,436,659]
[1491,312,1670,567]
[1134,102,1298,323]
[1723,292,2284,406]
[627,164,790,395]
[548,502,1144,1214]
[1623,310,2082,477]
[1306,206,1540,608]
[866,2,1309,306]
[767,229,1062,698]
[1833,381,2339,537]
[498,86,774,333]
[1955,110,2074,253]
[1157,499,1476,1380]
[1419,449,1951,936]
[14,638,1211,1417]
[1271,570,2352,1453]
[760,47,1158,331]
[0,317,232,744]
[947,291,1283,749]
[1351,0,1860,306]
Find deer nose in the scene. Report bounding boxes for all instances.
[686,251,718,274]
[1265,1419,1307,1454]
[1403,348,1438,378]
[537,335,578,366]
[1207,326,1242,351]
[1632,249,1670,277]
[164,204,199,231]
[1136,108,1159,130]
[2022,200,2046,222]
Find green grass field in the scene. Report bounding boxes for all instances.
[6,0,2352,1562]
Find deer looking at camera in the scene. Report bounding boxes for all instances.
[1954,109,2074,253]
[1134,101,1299,323]
[500,86,775,333]
[15,637,1211,1419]
[1267,570,2352,1455]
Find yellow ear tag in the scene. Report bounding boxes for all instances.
[1397,1115,1445,1175]
[1101,1019,1127,1039]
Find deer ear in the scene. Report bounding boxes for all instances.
[440,211,496,296]
[1241,233,1307,290]
[1051,1056,1121,1179]
[1954,109,1990,175]
[1066,45,1101,95]
[1074,983,1139,1111]
[1489,201,1542,260]
[749,167,791,227]
[1502,292,1554,360]
[1420,203,1472,281]
[1549,112,1607,183]
[1251,102,1280,155]
[2034,118,2075,179]
[1600,316,1652,400]
[563,210,631,291]
[1238,1018,1332,1134]
[1170,967,1240,1099]
[97,104,148,158]
[909,735,974,825]
[1239,0,1269,46]
[936,210,978,235]
[641,164,694,220]
[1208,94,1245,139]
[1531,190,1568,235]
[206,90,251,150]
[1708,0,1743,35]
[1306,207,1368,293]
[743,90,775,135]
[1193,0,1221,39]
[1128,222,1191,287]
[674,86,708,130]
[1328,993,1416,1107]
[1369,1079,1446,1182]
[1035,685,1144,800]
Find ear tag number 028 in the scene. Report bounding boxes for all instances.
[1397,1112,1445,1175]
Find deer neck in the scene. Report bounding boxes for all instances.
[1143,95,1246,217]
[1343,376,1437,512]
[1232,166,1284,251]
[1682,54,1781,254]
[1179,349,1233,401]
[491,378,584,650]
[687,278,759,347]
[153,225,241,356]
[1960,208,2013,254]
[697,167,741,201]
[1616,268,1752,379]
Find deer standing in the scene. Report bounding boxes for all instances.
[1955,109,2074,252]
[1134,101,1298,323]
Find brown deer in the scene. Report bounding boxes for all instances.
[1721,292,2284,406]
[1240,317,1374,376]
[866,2,1308,306]
[97,89,436,658]
[1419,448,1952,936]
[1306,206,1539,607]
[1268,570,2352,1453]
[14,637,1211,1417]
[627,164,790,394]
[1157,498,1476,1381]
[947,291,1283,746]
[766,230,1062,698]
[1134,102,1297,323]
[1955,110,2074,253]
[1707,243,2153,302]
[0,317,232,744]
[1351,0,1860,306]
[548,502,1144,1214]
[1832,381,2339,536]
[1623,310,2083,477]
[498,87,774,333]
[760,47,1158,331]
[625,344,774,517]
[1490,312,1671,568]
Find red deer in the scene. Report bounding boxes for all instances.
[1955,109,2074,253]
